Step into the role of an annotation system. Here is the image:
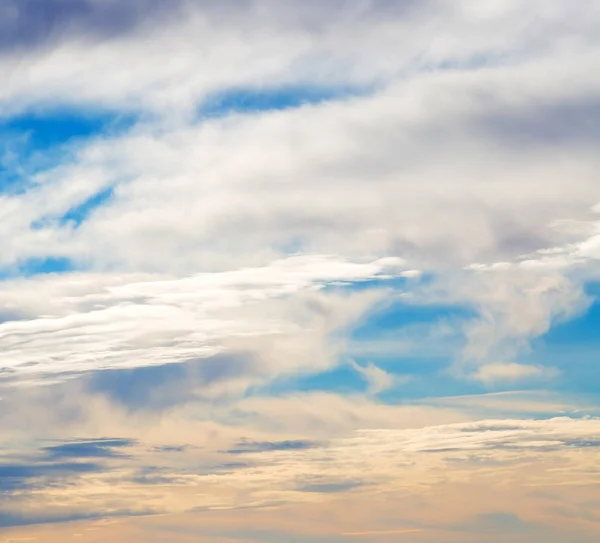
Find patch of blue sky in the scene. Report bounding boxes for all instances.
[260,283,590,403]
[0,257,75,281]
[348,297,475,341]
[252,358,488,404]
[0,108,133,151]
[377,373,487,404]
[59,186,114,227]
[29,186,114,232]
[345,284,600,402]
[582,280,600,299]
[197,84,369,119]
[21,256,75,275]
[254,297,480,401]
[322,275,427,294]
[0,108,134,194]
[283,365,366,396]
[523,293,600,398]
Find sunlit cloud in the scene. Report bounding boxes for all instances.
[0,0,600,540]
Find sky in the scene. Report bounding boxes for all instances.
[0,1,600,541]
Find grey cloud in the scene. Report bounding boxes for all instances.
[42,438,136,459]
[0,0,183,52]
[226,439,319,454]
[469,512,531,534]
[0,460,102,491]
[85,352,257,411]
[478,97,600,147]
[129,466,193,486]
[152,445,188,453]
[422,434,600,453]
[0,0,426,55]
[562,439,600,448]
[85,361,196,411]
[0,437,136,494]
[459,424,528,433]
[130,461,250,486]
[131,474,185,486]
[297,480,363,493]
[0,510,101,528]
[0,507,158,529]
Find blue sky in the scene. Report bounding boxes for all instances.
[1,1,600,542]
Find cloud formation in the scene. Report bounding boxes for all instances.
[0,255,402,384]
[0,2,596,388]
[1,415,600,540]
[1,1,600,540]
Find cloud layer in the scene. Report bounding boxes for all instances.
[1,1,600,540]
[2,415,600,541]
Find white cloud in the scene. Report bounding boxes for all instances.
[460,270,588,363]
[349,360,406,394]
[472,363,560,384]
[4,65,600,277]
[0,255,402,385]
[1,0,599,273]
[2,4,600,538]
[3,0,597,116]
[0,0,598,386]
[422,390,580,415]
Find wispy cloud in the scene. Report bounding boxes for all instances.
[0,255,400,385]
[472,363,560,384]
[1,415,600,537]
[349,360,405,394]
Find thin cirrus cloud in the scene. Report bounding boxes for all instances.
[472,362,560,385]
[0,0,600,541]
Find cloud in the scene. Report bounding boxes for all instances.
[0,0,183,52]
[1,2,600,540]
[0,372,598,537]
[4,0,595,116]
[0,1,598,274]
[419,268,591,377]
[233,392,473,438]
[42,438,135,459]
[0,0,597,391]
[5,69,600,272]
[297,481,362,493]
[472,363,559,384]
[0,508,157,530]
[349,360,403,394]
[423,390,591,417]
[0,255,398,385]
[2,413,600,530]
[226,439,318,455]
[0,460,103,491]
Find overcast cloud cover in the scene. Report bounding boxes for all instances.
[1,1,600,541]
